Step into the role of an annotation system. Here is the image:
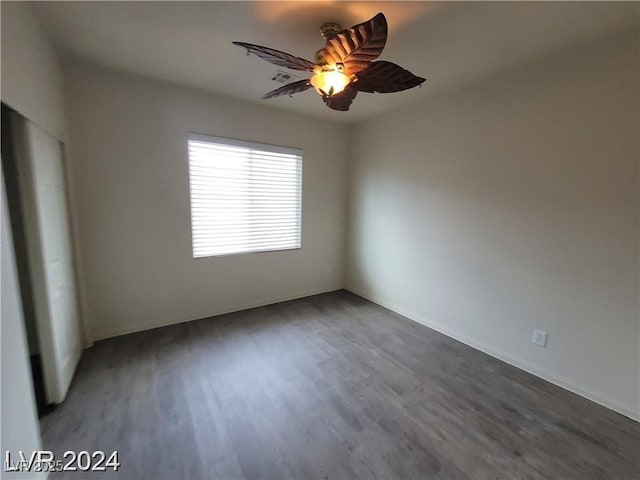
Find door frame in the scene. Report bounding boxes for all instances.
[2,104,85,404]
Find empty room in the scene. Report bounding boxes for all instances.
[1,1,638,479]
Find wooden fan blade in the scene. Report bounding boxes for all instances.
[232,42,315,72]
[323,12,388,75]
[322,86,358,111]
[262,79,311,100]
[355,61,425,93]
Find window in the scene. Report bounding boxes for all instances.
[187,134,302,258]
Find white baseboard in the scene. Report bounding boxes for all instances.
[346,285,639,422]
[91,286,343,342]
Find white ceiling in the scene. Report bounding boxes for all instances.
[31,1,638,123]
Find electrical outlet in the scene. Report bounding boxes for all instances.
[532,329,548,348]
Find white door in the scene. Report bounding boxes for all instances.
[14,116,83,404]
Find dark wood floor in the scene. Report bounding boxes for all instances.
[41,290,639,479]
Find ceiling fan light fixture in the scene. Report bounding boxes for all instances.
[310,67,350,97]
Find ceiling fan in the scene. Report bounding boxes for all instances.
[233,12,425,111]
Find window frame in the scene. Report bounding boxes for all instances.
[186,133,303,259]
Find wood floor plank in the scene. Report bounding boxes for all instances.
[41,290,639,479]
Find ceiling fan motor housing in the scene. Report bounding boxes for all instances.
[316,22,342,64]
[319,22,342,40]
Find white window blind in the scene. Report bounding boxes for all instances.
[187,134,302,258]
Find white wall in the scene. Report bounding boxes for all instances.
[347,30,639,420]
[1,2,67,142]
[64,62,351,340]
